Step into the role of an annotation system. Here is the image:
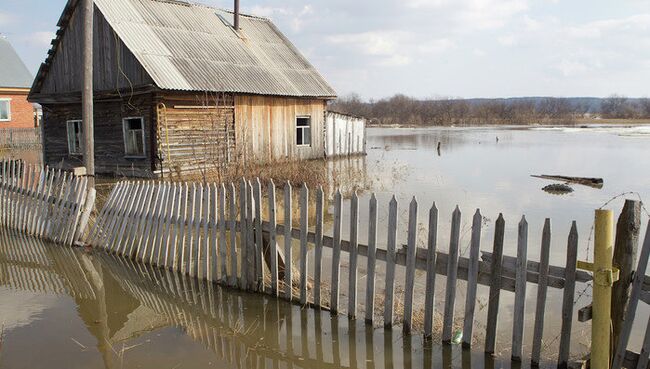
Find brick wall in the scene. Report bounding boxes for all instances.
[0,91,35,129]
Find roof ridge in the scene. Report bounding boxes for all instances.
[150,0,272,21]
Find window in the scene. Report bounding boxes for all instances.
[296,116,311,147]
[66,120,83,155]
[122,117,146,157]
[0,99,11,122]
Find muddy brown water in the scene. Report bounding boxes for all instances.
[1,229,531,369]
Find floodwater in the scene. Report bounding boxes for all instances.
[2,125,650,368]
[1,229,520,369]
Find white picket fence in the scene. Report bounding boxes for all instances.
[0,159,93,246]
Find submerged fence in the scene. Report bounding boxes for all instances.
[88,179,650,367]
[0,159,93,246]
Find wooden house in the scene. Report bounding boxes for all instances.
[28,0,340,177]
[0,37,38,129]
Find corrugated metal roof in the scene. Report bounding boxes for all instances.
[92,0,336,98]
[0,37,34,89]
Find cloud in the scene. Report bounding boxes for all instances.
[18,31,54,48]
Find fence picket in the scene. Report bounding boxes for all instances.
[424,202,439,339]
[284,182,293,301]
[511,216,529,361]
[177,183,189,272]
[404,197,418,333]
[531,219,551,366]
[314,186,324,307]
[348,191,359,318]
[300,183,309,305]
[384,196,398,327]
[463,209,483,347]
[442,206,461,343]
[240,179,248,290]
[365,194,378,323]
[198,183,210,279]
[228,183,238,288]
[268,181,278,296]
[209,183,218,282]
[331,190,342,313]
[485,214,506,354]
[558,222,578,369]
[162,183,178,268]
[246,181,255,290]
[219,184,228,283]
[254,179,263,291]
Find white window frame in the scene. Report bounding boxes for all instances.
[122,117,146,158]
[66,120,83,156]
[0,98,11,122]
[296,115,312,147]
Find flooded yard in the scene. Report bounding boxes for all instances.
[1,125,649,368]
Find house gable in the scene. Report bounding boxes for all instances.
[31,1,154,100]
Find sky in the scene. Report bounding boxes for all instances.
[1,0,649,100]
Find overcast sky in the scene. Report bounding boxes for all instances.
[1,0,649,99]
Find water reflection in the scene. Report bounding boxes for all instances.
[0,228,540,369]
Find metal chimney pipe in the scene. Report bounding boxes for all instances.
[234,0,240,30]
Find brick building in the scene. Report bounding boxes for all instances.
[0,37,37,129]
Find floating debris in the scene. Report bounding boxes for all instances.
[543,183,574,195]
[532,174,603,189]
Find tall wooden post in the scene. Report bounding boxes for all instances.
[82,0,95,189]
[612,200,640,351]
[593,210,615,369]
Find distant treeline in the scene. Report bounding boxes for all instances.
[329,94,650,126]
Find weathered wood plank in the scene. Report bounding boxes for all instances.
[210,183,219,282]
[365,194,378,323]
[348,191,359,318]
[511,216,528,362]
[228,183,238,288]
[613,200,641,349]
[558,222,578,369]
[240,179,248,289]
[331,190,342,314]
[424,202,439,339]
[403,197,418,333]
[246,180,255,290]
[253,179,264,291]
[613,220,650,369]
[485,214,505,355]
[442,206,461,343]
[218,184,228,283]
[268,181,278,296]
[531,219,551,366]
[463,209,483,347]
[299,183,309,305]
[284,182,293,301]
[314,186,324,307]
[384,196,398,327]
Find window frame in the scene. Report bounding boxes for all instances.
[295,115,312,147]
[66,120,83,156]
[122,117,147,158]
[0,98,11,122]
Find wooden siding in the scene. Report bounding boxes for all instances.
[41,94,155,177]
[235,95,326,162]
[154,93,236,176]
[37,4,152,96]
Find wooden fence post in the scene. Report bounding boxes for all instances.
[442,206,461,343]
[592,210,614,369]
[485,214,505,355]
[365,194,378,323]
[424,202,438,339]
[612,200,641,347]
[558,221,578,369]
[384,196,398,327]
[403,197,418,333]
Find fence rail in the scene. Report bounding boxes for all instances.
[0,128,41,148]
[0,159,92,246]
[87,178,650,367]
